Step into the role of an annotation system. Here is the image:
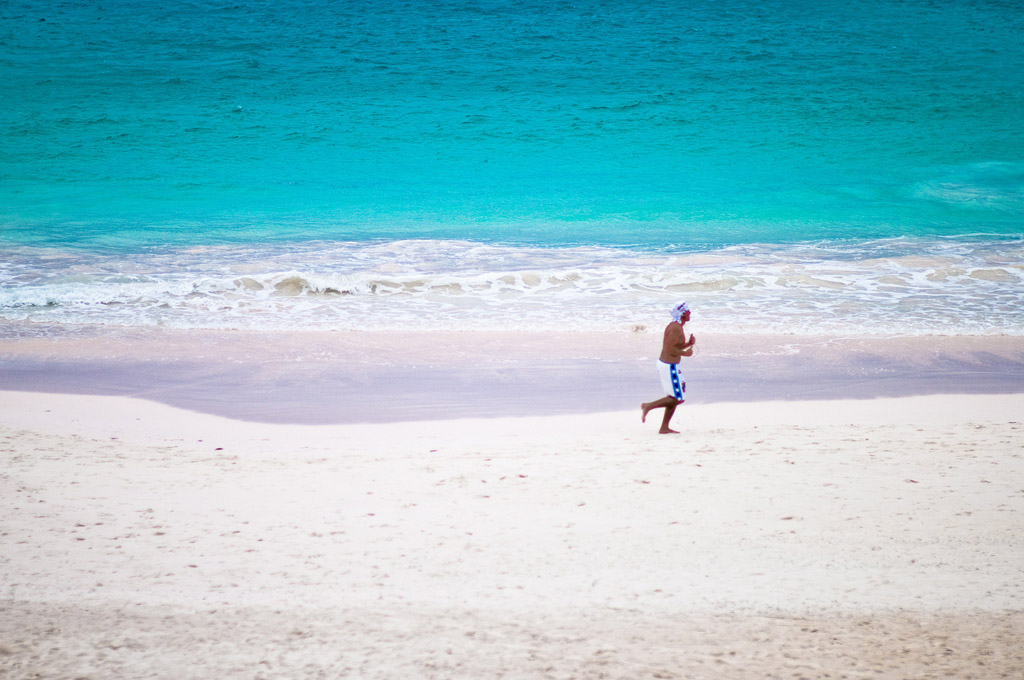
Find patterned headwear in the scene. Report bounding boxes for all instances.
[671,301,690,322]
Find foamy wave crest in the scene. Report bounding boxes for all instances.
[1,237,1023,335]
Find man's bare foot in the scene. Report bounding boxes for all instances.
[659,427,680,434]
[641,402,651,423]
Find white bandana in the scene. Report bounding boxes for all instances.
[671,301,690,322]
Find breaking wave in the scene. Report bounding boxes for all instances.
[1,237,1022,336]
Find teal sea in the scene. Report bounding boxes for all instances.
[1,0,1023,335]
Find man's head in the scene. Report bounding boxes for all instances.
[671,301,690,323]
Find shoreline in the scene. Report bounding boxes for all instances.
[2,328,1024,424]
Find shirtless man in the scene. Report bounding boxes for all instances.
[641,301,695,434]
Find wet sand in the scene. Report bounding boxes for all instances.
[2,327,1023,423]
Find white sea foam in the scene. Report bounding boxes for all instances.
[1,237,1022,336]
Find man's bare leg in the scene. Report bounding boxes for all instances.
[641,396,677,423]
[660,401,679,434]
[642,397,681,433]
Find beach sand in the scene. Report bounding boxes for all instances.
[2,387,1022,678]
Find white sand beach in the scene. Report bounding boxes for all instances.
[2,389,1022,678]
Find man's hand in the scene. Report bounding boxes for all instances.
[688,334,696,348]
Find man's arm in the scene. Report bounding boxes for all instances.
[664,323,684,353]
[666,325,694,352]
[680,333,696,357]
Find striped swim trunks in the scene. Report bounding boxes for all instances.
[657,360,685,401]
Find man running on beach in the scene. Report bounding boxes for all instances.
[642,301,696,434]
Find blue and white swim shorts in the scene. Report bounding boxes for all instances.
[657,360,686,401]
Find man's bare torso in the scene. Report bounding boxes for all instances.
[660,320,693,363]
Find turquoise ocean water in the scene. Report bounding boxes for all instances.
[2,0,1023,335]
